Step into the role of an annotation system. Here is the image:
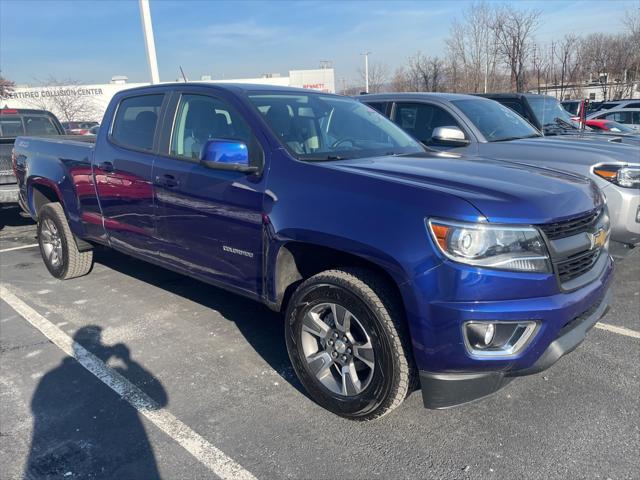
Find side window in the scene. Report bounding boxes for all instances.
[625,103,640,108]
[0,117,24,137]
[365,102,389,116]
[23,115,58,135]
[632,112,640,125]
[111,94,164,151]
[170,94,253,160]
[392,102,462,145]
[501,100,526,117]
[606,111,631,123]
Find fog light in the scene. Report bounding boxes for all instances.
[484,323,495,345]
[463,321,538,357]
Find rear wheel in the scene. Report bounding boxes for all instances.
[37,202,93,280]
[285,268,413,420]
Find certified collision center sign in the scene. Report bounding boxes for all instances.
[1,87,104,100]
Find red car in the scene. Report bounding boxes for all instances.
[585,119,637,134]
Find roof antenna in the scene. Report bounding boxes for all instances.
[179,66,188,83]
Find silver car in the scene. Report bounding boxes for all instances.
[358,93,640,249]
[588,108,640,132]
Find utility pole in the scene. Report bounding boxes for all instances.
[139,0,160,84]
[361,52,371,93]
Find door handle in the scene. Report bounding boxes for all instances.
[98,161,114,172]
[155,174,179,188]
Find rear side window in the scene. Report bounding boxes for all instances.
[111,94,163,151]
[500,100,526,117]
[0,117,24,137]
[624,103,640,108]
[605,111,632,123]
[365,102,389,116]
[23,115,59,135]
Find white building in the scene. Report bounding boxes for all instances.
[1,68,336,122]
[531,76,640,102]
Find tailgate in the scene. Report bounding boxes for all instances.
[0,140,15,182]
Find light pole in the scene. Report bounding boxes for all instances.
[139,0,160,84]
[361,51,371,93]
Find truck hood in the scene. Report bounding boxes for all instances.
[558,132,640,146]
[326,153,602,224]
[499,136,640,165]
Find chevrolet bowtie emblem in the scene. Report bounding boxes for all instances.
[588,228,607,250]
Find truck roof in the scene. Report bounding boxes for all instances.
[109,82,334,97]
[477,93,553,100]
[0,108,59,116]
[357,92,484,102]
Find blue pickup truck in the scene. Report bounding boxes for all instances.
[13,83,613,420]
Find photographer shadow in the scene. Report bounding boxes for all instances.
[25,325,167,479]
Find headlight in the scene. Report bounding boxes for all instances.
[593,164,640,188]
[427,219,550,272]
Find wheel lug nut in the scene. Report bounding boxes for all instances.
[342,336,348,342]
[331,351,338,358]
[333,332,339,338]
[328,339,334,346]
[346,348,352,354]
[341,355,347,361]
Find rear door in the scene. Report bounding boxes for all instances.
[151,89,266,295]
[96,93,167,255]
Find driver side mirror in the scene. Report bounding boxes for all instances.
[200,139,258,173]
[431,126,470,146]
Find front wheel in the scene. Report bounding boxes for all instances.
[37,202,93,280]
[285,268,413,420]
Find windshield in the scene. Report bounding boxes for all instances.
[451,99,540,142]
[528,96,578,129]
[248,93,424,160]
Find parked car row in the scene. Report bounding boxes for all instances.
[359,92,639,249]
[61,121,100,135]
[10,82,637,420]
[562,98,640,117]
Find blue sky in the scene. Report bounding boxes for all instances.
[0,0,635,86]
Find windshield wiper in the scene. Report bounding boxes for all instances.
[553,117,578,130]
[490,134,540,142]
[302,154,349,162]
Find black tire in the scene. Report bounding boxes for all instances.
[37,202,93,280]
[285,268,413,420]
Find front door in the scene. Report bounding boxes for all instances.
[391,102,471,152]
[152,91,266,295]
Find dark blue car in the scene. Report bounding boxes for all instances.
[13,83,613,419]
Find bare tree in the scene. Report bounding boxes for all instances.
[530,43,548,94]
[554,34,581,99]
[492,5,541,92]
[389,67,412,92]
[21,77,101,122]
[404,53,446,92]
[0,74,16,99]
[358,63,389,93]
[445,1,500,92]
[579,33,636,100]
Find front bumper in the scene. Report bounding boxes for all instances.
[406,241,614,409]
[419,287,611,408]
[602,183,640,246]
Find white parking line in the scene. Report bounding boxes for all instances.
[0,243,39,253]
[0,284,257,480]
[595,322,640,339]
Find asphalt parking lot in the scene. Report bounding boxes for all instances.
[1,203,638,480]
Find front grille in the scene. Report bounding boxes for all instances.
[539,209,601,240]
[557,249,601,283]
